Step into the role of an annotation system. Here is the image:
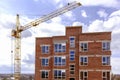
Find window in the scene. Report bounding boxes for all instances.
[102,41,110,51]
[54,56,66,66]
[70,50,75,61]
[41,70,49,79]
[54,43,66,52]
[70,78,75,80]
[102,56,110,65]
[41,58,49,66]
[69,37,75,48]
[54,70,66,79]
[80,42,88,52]
[80,71,88,80]
[70,64,75,74]
[102,71,110,80]
[80,56,88,66]
[41,45,49,53]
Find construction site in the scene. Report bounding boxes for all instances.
[10,1,111,80]
[1,0,120,80]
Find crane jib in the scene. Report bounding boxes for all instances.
[21,1,81,31]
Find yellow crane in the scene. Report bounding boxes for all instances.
[11,1,81,80]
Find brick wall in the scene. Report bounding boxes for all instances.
[35,26,111,80]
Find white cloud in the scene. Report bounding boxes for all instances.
[0,14,14,66]
[53,0,61,4]
[64,11,74,18]
[32,22,65,37]
[88,10,120,33]
[103,16,120,30]
[0,35,11,65]
[51,16,62,23]
[97,9,108,18]
[111,33,120,55]
[21,37,35,60]
[72,21,88,32]
[72,22,82,26]
[0,13,15,29]
[88,20,104,32]
[109,10,120,17]
[81,10,88,18]
[103,10,120,34]
[76,0,120,8]
[111,57,120,74]
[58,3,64,8]
[33,0,39,2]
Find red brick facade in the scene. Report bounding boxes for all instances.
[35,26,111,80]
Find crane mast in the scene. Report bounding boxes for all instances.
[13,14,21,80]
[11,1,81,80]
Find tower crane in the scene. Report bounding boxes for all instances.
[11,1,81,80]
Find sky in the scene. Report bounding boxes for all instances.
[0,0,120,74]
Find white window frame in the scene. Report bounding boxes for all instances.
[80,56,88,66]
[102,41,110,51]
[80,71,88,80]
[79,42,88,52]
[102,56,110,66]
[54,42,66,53]
[41,45,50,54]
[69,36,75,48]
[54,56,66,66]
[54,69,66,79]
[41,70,49,79]
[41,58,49,66]
[102,71,110,80]
[69,50,75,61]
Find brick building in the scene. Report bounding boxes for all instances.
[35,26,111,80]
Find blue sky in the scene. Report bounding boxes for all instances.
[0,0,120,74]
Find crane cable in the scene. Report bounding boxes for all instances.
[11,36,14,79]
